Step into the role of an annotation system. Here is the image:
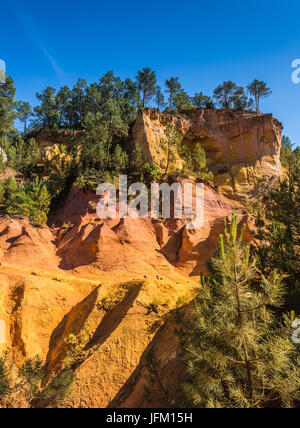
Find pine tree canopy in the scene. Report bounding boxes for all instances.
[182,214,300,408]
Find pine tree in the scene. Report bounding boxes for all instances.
[98,71,123,104]
[280,135,300,170]
[189,143,213,180]
[255,162,300,312]
[34,86,58,129]
[80,112,108,172]
[136,68,157,108]
[155,86,166,111]
[0,349,76,408]
[69,79,88,128]
[247,80,272,112]
[165,77,182,109]
[6,178,51,225]
[17,101,33,134]
[110,144,128,174]
[173,91,195,110]
[213,81,250,111]
[13,136,41,175]
[102,99,128,168]
[55,86,71,127]
[192,92,215,109]
[5,175,18,200]
[232,87,253,111]
[0,76,18,138]
[123,78,139,107]
[176,139,213,180]
[129,144,144,179]
[182,214,300,408]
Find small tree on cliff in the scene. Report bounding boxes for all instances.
[247,80,272,112]
[173,91,195,110]
[192,92,215,109]
[213,81,247,110]
[165,77,182,109]
[179,142,213,180]
[155,86,167,111]
[181,214,300,408]
[190,144,213,180]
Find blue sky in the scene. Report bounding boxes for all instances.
[1,0,300,145]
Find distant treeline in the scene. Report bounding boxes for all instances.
[1,69,272,136]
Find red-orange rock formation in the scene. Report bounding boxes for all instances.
[133,109,282,200]
[1,108,279,408]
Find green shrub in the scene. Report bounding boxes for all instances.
[143,162,162,181]
[0,136,40,175]
[0,353,75,408]
[6,177,51,225]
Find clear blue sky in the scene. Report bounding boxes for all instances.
[1,0,300,145]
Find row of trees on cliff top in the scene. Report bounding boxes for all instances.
[1,70,271,136]
[0,74,214,226]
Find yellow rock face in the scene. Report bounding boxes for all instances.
[133,110,188,172]
[0,185,255,407]
[0,264,196,407]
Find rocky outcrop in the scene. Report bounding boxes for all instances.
[27,129,80,156]
[0,215,59,270]
[133,109,283,200]
[29,109,282,201]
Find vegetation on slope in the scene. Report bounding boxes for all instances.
[181,215,300,408]
[0,70,299,408]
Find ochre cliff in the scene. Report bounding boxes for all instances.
[0,108,281,408]
[133,109,283,200]
[0,183,254,407]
